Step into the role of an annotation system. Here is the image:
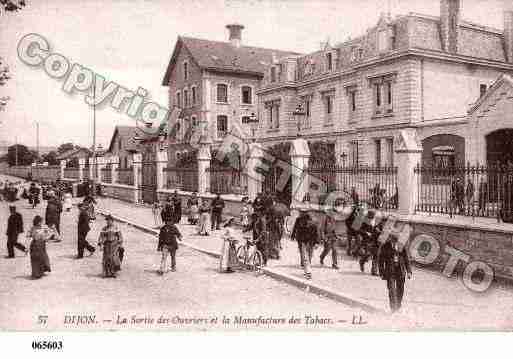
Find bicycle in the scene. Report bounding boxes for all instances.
[236,235,264,272]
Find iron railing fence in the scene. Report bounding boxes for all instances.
[164,166,198,193]
[207,166,247,195]
[116,167,134,186]
[414,164,513,221]
[306,164,398,210]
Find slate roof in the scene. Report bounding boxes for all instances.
[107,126,142,153]
[162,36,301,85]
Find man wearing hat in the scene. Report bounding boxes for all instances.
[6,205,27,258]
[77,202,95,258]
[290,205,319,280]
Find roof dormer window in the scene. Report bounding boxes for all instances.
[377,29,388,52]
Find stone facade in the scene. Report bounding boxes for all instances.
[255,3,513,169]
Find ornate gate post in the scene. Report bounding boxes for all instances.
[246,142,264,201]
[395,129,422,216]
[110,156,119,184]
[156,150,168,191]
[132,153,142,203]
[290,138,311,207]
[78,158,85,182]
[59,160,66,180]
[198,142,211,195]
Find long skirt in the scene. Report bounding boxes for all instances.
[188,205,199,224]
[219,239,238,272]
[198,212,210,235]
[102,241,122,277]
[30,239,51,279]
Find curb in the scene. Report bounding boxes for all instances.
[96,207,383,314]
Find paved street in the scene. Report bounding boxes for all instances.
[2,175,513,330]
[95,196,513,330]
[0,176,376,331]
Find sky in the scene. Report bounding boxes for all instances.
[0,0,507,150]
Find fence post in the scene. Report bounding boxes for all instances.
[110,156,119,184]
[59,160,66,180]
[395,129,422,216]
[78,158,85,182]
[156,150,168,191]
[290,138,311,207]
[198,142,211,194]
[132,153,142,203]
[96,157,106,183]
[246,142,264,201]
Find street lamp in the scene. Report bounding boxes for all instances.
[293,103,306,137]
[246,112,259,142]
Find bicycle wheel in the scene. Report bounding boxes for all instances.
[236,245,247,264]
[249,250,263,272]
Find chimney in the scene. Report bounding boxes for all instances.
[226,24,244,48]
[440,0,460,53]
[504,0,513,62]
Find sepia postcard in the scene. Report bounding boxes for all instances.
[1,0,513,345]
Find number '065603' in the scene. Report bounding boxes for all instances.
[32,341,63,350]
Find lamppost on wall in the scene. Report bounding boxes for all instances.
[292,103,306,137]
[246,112,259,142]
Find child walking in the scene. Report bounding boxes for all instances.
[157,219,182,274]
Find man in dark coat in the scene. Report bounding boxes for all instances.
[211,193,225,231]
[157,219,182,274]
[29,183,40,207]
[77,203,95,259]
[161,197,174,223]
[319,213,339,269]
[291,208,319,280]
[45,193,63,236]
[6,205,27,258]
[252,192,265,215]
[378,235,412,312]
[171,191,182,224]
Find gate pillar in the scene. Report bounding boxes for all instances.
[395,129,422,216]
[290,138,311,207]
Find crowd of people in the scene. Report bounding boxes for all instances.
[3,175,413,312]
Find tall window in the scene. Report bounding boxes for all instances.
[183,62,188,81]
[386,138,394,166]
[241,86,252,104]
[192,86,197,105]
[176,92,181,108]
[326,52,333,71]
[323,93,334,124]
[217,115,228,138]
[350,140,359,167]
[351,91,357,112]
[480,84,487,97]
[375,139,382,167]
[266,101,280,129]
[191,116,197,128]
[217,84,228,103]
[305,98,311,117]
[371,75,396,116]
[377,29,388,52]
[270,67,277,82]
[184,89,188,107]
[375,83,382,109]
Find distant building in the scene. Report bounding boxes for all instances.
[106,126,142,169]
[55,147,92,165]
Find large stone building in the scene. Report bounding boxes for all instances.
[161,24,299,165]
[256,0,513,169]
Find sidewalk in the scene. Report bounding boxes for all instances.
[92,197,513,328]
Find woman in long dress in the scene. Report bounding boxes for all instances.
[197,200,210,236]
[187,193,199,225]
[97,215,124,278]
[63,191,73,212]
[219,218,238,273]
[27,215,51,279]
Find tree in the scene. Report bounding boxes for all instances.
[41,150,59,166]
[0,0,26,13]
[57,142,76,154]
[6,144,38,166]
[0,1,27,112]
